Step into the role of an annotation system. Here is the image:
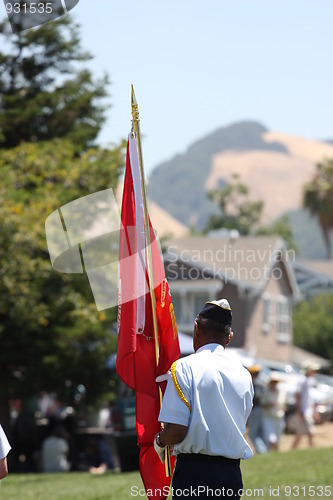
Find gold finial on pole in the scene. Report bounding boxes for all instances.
[131,85,171,477]
[131,84,140,122]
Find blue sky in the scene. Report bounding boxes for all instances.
[8,1,333,174]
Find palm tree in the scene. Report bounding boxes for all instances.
[303,158,333,259]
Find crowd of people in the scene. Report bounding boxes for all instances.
[246,361,320,453]
[0,392,117,477]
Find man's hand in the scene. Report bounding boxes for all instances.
[154,433,166,463]
[154,423,188,463]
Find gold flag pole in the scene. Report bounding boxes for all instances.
[131,85,172,477]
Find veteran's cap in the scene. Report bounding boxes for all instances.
[197,299,232,326]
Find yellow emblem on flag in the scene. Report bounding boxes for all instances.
[161,279,166,308]
[169,303,178,340]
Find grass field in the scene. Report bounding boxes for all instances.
[0,447,332,499]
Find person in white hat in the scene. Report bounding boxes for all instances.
[292,361,320,449]
[0,424,11,479]
[154,299,254,500]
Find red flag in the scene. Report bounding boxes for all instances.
[116,134,180,500]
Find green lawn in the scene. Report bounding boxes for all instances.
[1,447,332,499]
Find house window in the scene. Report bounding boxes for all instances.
[170,291,212,333]
[193,294,209,317]
[262,293,274,335]
[276,297,291,343]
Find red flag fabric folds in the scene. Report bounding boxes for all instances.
[116,134,180,500]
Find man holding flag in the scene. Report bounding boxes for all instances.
[116,88,180,500]
[154,299,254,499]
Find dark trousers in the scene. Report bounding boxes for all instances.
[172,454,243,499]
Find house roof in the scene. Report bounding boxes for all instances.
[296,260,333,281]
[164,235,299,295]
[293,260,333,294]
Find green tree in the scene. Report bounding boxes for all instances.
[0,16,108,149]
[206,174,297,250]
[0,139,125,427]
[0,16,125,434]
[303,159,333,259]
[293,294,333,371]
[257,215,298,253]
[206,174,263,234]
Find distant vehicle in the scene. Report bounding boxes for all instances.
[310,373,333,423]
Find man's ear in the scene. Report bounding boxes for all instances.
[225,330,233,346]
[193,319,201,352]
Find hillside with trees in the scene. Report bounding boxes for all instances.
[148,122,333,258]
[148,121,287,230]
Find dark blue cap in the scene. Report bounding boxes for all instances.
[198,299,232,326]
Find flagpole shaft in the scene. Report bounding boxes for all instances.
[131,86,160,367]
[131,85,172,477]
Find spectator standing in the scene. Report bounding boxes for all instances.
[292,361,320,449]
[261,372,286,451]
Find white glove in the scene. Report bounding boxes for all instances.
[155,371,170,383]
[154,433,166,463]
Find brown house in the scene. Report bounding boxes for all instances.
[164,234,299,363]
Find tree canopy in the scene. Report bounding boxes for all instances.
[0,16,125,429]
[257,215,298,253]
[0,16,108,149]
[0,139,124,418]
[205,174,297,251]
[303,158,333,259]
[206,174,263,235]
[293,294,333,371]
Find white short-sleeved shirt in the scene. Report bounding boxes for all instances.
[0,425,11,460]
[158,343,254,460]
[41,436,70,473]
[297,375,313,415]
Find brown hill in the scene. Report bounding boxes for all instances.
[206,132,333,224]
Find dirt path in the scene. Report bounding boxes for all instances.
[279,421,333,452]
